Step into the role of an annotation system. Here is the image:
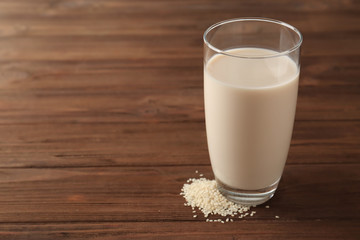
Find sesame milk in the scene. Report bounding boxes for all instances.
[204,48,299,190]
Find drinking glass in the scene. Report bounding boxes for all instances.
[203,18,302,205]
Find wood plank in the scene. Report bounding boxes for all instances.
[0,0,358,14]
[0,55,359,124]
[0,55,358,90]
[0,164,358,223]
[0,121,358,168]
[0,84,358,123]
[0,221,358,240]
[0,1,358,62]
[0,12,358,38]
[0,30,359,62]
[0,2,358,23]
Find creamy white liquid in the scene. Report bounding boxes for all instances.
[204,48,299,190]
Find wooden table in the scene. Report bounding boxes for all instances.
[0,0,359,239]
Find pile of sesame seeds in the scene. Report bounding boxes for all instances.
[180,171,261,223]
[180,171,280,222]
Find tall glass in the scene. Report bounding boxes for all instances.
[203,18,302,205]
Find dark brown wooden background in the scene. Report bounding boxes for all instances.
[0,0,359,239]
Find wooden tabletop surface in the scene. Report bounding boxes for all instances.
[0,0,359,239]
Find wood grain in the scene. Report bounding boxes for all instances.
[0,0,359,239]
[0,121,358,168]
[0,165,358,223]
[0,221,358,240]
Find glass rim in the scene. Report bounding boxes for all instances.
[203,17,303,59]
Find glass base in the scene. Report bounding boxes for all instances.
[216,178,280,206]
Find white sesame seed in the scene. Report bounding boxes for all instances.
[195,170,198,173]
[221,221,224,223]
[193,215,197,218]
[230,219,233,222]
[226,218,229,222]
[265,205,270,208]
[275,216,279,219]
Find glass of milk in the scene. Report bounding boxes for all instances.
[203,18,302,205]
